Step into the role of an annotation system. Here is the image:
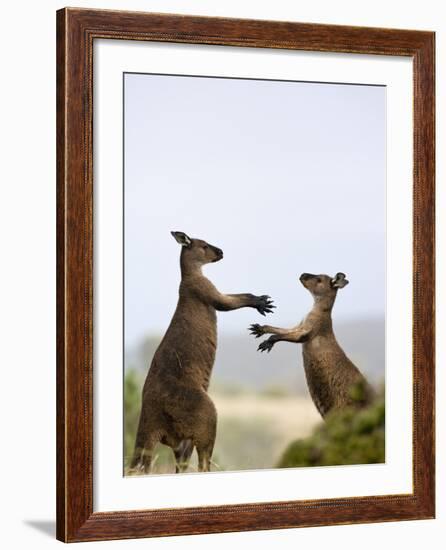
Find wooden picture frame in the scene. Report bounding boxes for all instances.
[56,7,435,542]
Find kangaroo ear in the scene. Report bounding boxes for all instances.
[331,272,349,288]
[171,231,192,247]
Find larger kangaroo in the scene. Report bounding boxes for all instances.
[250,272,372,418]
[131,231,275,474]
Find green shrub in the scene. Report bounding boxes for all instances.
[124,368,144,467]
[277,395,385,468]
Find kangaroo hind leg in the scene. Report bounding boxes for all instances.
[174,439,194,473]
[197,444,214,472]
[130,421,160,474]
[194,395,217,473]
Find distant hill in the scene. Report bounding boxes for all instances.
[125,317,385,395]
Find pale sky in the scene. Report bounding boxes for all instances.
[124,73,385,348]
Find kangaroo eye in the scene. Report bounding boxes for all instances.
[202,245,208,250]
[316,278,322,283]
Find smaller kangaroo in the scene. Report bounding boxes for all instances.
[249,272,373,418]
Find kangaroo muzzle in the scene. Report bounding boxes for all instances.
[300,273,315,282]
[212,247,224,262]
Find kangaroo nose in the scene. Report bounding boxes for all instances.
[300,273,313,281]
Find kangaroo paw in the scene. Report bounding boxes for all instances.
[249,323,265,338]
[255,295,276,316]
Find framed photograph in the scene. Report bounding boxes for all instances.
[56,8,435,542]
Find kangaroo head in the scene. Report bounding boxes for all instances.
[299,272,349,299]
[171,231,224,267]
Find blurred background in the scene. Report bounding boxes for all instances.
[124,73,386,473]
[124,322,385,472]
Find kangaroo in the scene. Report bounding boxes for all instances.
[249,272,372,418]
[131,231,275,474]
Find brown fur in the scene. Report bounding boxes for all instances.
[131,232,275,473]
[250,272,373,418]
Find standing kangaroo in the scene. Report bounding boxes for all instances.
[249,272,372,418]
[131,231,275,474]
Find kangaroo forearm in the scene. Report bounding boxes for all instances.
[214,293,257,311]
[261,325,295,336]
[203,285,273,315]
[272,329,310,343]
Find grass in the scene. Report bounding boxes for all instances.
[278,394,385,468]
[124,368,384,475]
[124,368,320,474]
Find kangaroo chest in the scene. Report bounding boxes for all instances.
[153,300,218,391]
[301,337,345,417]
[176,301,217,356]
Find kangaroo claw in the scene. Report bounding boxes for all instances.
[249,323,265,338]
[256,295,275,316]
[258,339,275,353]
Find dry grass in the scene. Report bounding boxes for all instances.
[211,394,321,471]
[125,392,321,475]
[214,394,320,440]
